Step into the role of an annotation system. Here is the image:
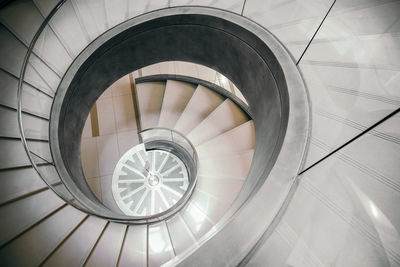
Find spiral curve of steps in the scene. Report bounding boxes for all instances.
[0,0,400,267]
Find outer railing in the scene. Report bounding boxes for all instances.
[17,0,84,211]
[15,0,240,222]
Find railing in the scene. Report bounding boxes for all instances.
[139,127,198,165]
[131,127,199,220]
[15,0,246,222]
[15,0,203,222]
[15,0,152,222]
[16,0,83,212]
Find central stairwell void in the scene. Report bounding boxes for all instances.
[6,4,309,266]
[80,61,254,238]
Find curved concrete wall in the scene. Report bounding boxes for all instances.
[50,10,305,224]
[0,0,399,266]
[241,1,400,266]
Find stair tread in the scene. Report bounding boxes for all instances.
[174,85,224,135]
[180,202,215,240]
[43,216,107,267]
[197,149,254,179]
[0,166,48,205]
[85,222,126,267]
[189,188,232,224]
[195,120,255,159]
[158,80,196,128]
[137,81,166,130]
[118,225,147,267]
[148,221,175,267]
[166,213,197,256]
[0,205,85,266]
[187,99,249,146]
[0,189,64,246]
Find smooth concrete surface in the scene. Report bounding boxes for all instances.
[43,216,107,267]
[158,80,196,128]
[3,0,398,266]
[247,113,400,267]
[166,213,198,255]
[174,85,224,135]
[85,222,126,267]
[148,221,175,267]
[187,99,249,146]
[137,81,166,129]
[118,225,147,266]
[0,205,86,266]
[244,0,333,61]
[0,166,47,205]
[1,3,308,265]
[78,75,254,258]
[136,61,247,103]
[49,8,300,225]
[80,73,245,213]
[195,120,255,159]
[299,1,400,172]
[0,189,65,246]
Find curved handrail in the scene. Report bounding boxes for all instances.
[135,74,251,118]
[16,0,85,207]
[139,127,199,164]
[14,3,310,265]
[15,0,165,222]
[16,0,203,223]
[120,127,200,221]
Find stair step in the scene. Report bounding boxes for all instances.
[189,189,231,224]
[195,120,255,159]
[0,70,54,113]
[196,176,244,203]
[197,149,254,179]
[118,225,147,267]
[137,82,166,129]
[34,0,89,57]
[43,216,107,267]
[0,23,60,92]
[0,0,42,47]
[0,189,64,246]
[85,222,126,267]
[0,106,49,140]
[148,221,175,267]
[0,205,85,266]
[0,0,70,75]
[0,24,26,78]
[180,202,214,240]
[174,85,224,135]
[187,99,248,146]
[0,166,50,205]
[0,139,43,169]
[158,80,196,128]
[71,0,108,41]
[166,213,197,255]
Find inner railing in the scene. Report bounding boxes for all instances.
[110,128,199,219]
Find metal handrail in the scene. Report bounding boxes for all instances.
[15,0,149,222]
[135,74,251,118]
[139,127,199,164]
[16,0,202,222]
[16,0,251,223]
[126,127,199,222]
[16,0,87,208]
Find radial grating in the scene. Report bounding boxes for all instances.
[112,144,189,217]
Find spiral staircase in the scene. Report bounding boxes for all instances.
[81,72,254,222]
[0,0,400,267]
